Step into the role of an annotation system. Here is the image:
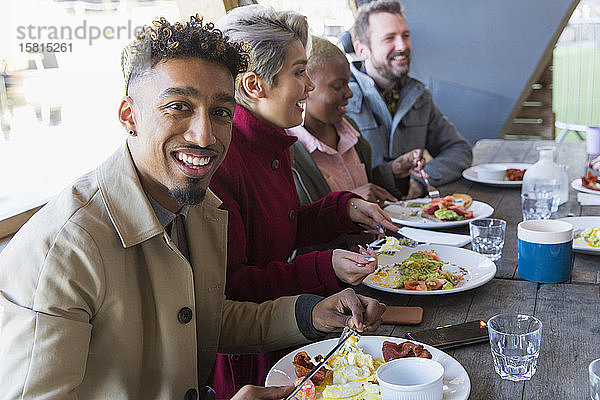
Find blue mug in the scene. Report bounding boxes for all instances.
[518,220,573,283]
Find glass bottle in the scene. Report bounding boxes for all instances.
[521,146,568,211]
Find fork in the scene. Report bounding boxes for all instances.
[284,326,360,400]
[421,169,440,199]
[413,150,440,199]
[356,245,377,267]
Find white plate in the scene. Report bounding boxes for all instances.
[462,163,531,186]
[556,216,600,255]
[265,336,470,400]
[570,178,600,195]
[399,227,472,247]
[383,200,494,229]
[363,245,496,295]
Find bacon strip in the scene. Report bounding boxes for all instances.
[292,352,326,384]
[582,172,600,191]
[422,204,439,215]
[505,168,526,181]
[382,340,432,361]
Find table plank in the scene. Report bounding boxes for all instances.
[471,139,537,164]
[571,250,600,285]
[523,284,600,399]
[453,279,537,400]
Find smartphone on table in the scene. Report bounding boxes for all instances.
[405,320,489,349]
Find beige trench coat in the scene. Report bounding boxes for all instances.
[0,143,307,400]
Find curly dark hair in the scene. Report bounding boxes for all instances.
[122,14,249,94]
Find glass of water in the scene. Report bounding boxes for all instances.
[469,218,506,261]
[487,314,542,381]
[590,358,600,400]
[521,192,556,221]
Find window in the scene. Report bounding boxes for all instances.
[0,0,353,236]
[553,0,600,136]
[0,0,181,233]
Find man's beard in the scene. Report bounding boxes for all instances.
[372,50,410,81]
[168,179,206,206]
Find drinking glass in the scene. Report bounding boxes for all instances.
[469,218,506,261]
[521,192,556,221]
[590,358,600,400]
[487,314,542,381]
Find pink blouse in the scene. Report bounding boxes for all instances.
[289,119,369,192]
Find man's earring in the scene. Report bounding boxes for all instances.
[128,129,136,137]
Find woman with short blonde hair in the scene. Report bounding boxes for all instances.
[207,5,395,399]
[218,5,309,108]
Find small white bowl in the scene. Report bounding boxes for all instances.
[376,358,444,400]
[476,164,506,181]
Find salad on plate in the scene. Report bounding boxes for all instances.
[367,250,467,291]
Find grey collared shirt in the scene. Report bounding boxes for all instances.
[146,193,189,229]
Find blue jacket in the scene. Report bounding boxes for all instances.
[346,62,472,197]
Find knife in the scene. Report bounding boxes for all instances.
[284,327,360,400]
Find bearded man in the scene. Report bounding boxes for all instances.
[347,0,472,199]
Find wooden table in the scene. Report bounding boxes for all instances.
[359,139,600,400]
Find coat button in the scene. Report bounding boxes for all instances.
[271,159,280,170]
[288,209,296,221]
[178,307,193,324]
[185,388,198,400]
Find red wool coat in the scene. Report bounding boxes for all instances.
[207,106,360,398]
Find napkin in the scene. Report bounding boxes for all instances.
[577,192,600,206]
[398,227,471,247]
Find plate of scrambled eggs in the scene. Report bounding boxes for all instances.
[265,336,470,400]
[363,245,496,295]
[557,216,600,255]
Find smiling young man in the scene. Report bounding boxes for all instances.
[347,0,472,199]
[0,16,385,400]
[122,56,235,212]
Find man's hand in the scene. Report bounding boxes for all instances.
[331,249,377,286]
[231,385,294,400]
[312,288,386,333]
[391,149,424,179]
[351,183,398,205]
[405,178,426,200]
[347,198,397,234]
